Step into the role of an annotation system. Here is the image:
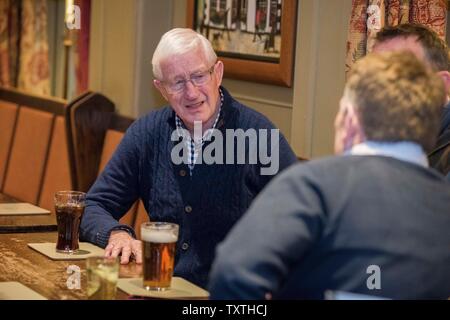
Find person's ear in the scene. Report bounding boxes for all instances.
[335,101,365,153]
[344,104,365,151]
[214,60,224,85]
[437,70,450,98]
[153,80,169,101]
[334,99,349,154]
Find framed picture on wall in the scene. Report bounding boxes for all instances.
[187,0,298,87]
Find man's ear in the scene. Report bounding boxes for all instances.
[153,79,169,101]
[214,60,224,86]
[342,103,366,151]
[437,70,450,99]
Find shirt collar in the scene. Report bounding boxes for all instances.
[346,141,429,168]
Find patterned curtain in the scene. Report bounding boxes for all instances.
[346,0,448,72]
[0,0,49,95]
[0,0,20,89]
[18,0,50,95]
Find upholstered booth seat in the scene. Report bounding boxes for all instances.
[0,101,18,190]
[3,107,55,204]
[38,116,73,212]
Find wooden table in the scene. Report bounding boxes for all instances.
[0,193,57,233]
[0,232,142,300]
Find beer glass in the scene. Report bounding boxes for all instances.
[54,191,86,253]
[141,222,179,291]
[86,256,119,300]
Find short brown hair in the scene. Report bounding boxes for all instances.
[345,51,445,152]
[374,23,450,72]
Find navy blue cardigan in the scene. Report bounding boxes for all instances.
[80,87,297,288]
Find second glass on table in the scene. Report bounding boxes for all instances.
[141,222,179,291]
[86,256,119,300]
[54,191,86,253]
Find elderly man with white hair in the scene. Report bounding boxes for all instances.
[80,28,297,288]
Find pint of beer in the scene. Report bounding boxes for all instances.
[54,191,86,253]
[141,222,179,291]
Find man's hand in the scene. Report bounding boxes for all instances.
[105,230,142,264]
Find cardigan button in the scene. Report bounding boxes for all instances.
[179,169,187,177]
[181,242,189,250]
[184,205,192,213]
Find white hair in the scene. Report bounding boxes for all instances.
[152,28,217,80]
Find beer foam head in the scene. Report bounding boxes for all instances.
[141,229,178,243]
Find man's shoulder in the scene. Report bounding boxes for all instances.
[129,106,173,132]
[117,107,173,149]
[241,105,272,123]
[270,156,344,185]
[275,155,441,181]
[136,106,173,123]
[270,155,450,199]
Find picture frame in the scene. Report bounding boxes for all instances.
[187,0,297,87]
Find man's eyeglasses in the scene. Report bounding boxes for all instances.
[161,63,216,94]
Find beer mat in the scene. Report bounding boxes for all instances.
[0,282,47,300]
[117,277,209,299]
[27,242,104,260]
[0,203,50,215]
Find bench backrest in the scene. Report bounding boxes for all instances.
[3,106,56,203]
[0,101,19,189]
[66,92,115,192]
[0,88,73,210]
